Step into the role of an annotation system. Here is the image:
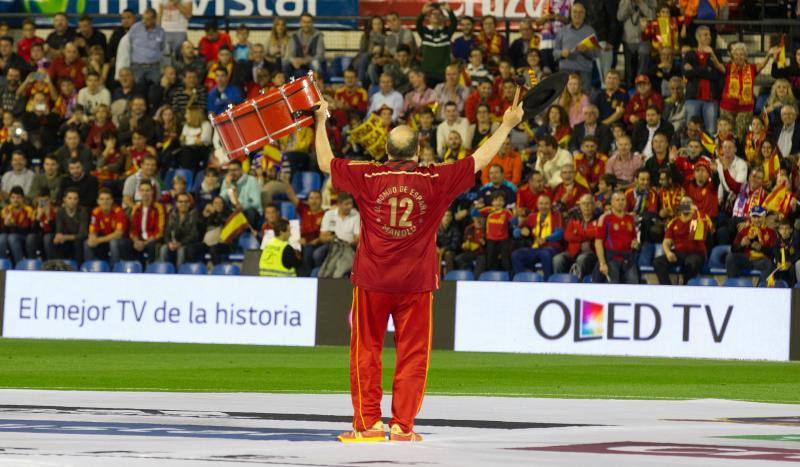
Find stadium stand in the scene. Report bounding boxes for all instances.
[0,3,796,287]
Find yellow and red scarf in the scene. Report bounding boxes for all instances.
[725,63,754,106]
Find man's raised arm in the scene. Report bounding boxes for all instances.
[314,99,334,174]
[471,88,524,173]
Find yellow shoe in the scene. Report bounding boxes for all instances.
[337,421,387,443]
[389,423,423,442]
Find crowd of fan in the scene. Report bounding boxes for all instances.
[0,0,798,284]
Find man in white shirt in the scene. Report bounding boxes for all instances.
[775,105,800,159]
[1,151,34,197]
[314,192,361,274]
[535,134,573,188]
[76,71,111,115]
[436,101,473,157]
[367,74,404,122]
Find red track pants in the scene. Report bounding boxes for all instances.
[349,286,433,433]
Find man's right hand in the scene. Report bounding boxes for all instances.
[501,88,524,129]
[666,251,677,262]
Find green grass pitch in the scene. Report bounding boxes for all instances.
[1,338,799,404]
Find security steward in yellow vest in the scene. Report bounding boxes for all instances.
[259,218,303,277]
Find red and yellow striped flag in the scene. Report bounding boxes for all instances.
[700,131,716,155]
[778,34,787,68]
[763,149,781,183]
[763,181,792,214]
[577,33,601,51]
[220,210,250,244]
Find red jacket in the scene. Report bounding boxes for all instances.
[624,91,663,126]
[464,91,502,124]
[129,201,165,241]
[685,180,719,218]
[625,187,659,215]
[564,217,597,257]
[553,182,589,212]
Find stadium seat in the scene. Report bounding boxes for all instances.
[687,277,718,286]
[478,271,509,282]
[280,201,297,220]
[723,277,753,287]
[582,275,592,283]
[212,263,241,276]
[512,271,543,282]
[146,261,176,274]
[548,273,579,283]
[113,261,143,273]
[61,259,78,270]
[706,245,731,274]
[178,262,207,275]
[238,233,260,250]
[15,259,42,271]
[80,260,110,272]
[638,242,655,273]
[292,172,322,199]
[0,258,12,270]
[191,170,205,193]
[444,270,474,281]
[310,266,320,277]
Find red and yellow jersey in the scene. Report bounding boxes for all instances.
[624,187,659,215]
[330,157,476,293]
[574,152,608,188]
[1,204,33,232]
[90,205,128,236]
[478,207,513,241]
[598,212,636,253]
[665,214,712,256]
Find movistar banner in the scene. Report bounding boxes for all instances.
[11,0,358,28]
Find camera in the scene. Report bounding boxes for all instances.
[13,127,23,137]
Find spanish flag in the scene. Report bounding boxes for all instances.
[220,210,250,244]
[574,171,590,190]
[778,34,787,69]
[700,131,716,155]
[763,149,781,183]
[691,212,710,241]
[576,33,601,52]
[763,181,793,214]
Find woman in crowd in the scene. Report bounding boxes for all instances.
[535,105,572,148]
[716,42,776,140]
[356,16,386,87]
[559,73,590,127]
[470,104,499,148]
[264,17,288,74]
[179,105,212,172]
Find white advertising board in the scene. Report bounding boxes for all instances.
[455,282,791,361]
[2,271,317,346]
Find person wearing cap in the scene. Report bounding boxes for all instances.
[726,205,776,284]
[198,20,232,64]
[684,159,719,219]
[653,196,712,285]
[624,74,664,127]
[126,8,166,85]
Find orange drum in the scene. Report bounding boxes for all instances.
[210,72,323,161]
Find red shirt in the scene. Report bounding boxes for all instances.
[564,217,597,257]
[685,181,718,218]
[297,202,324,243]
[599,212,636,254]
[464,91,502,123]
[198,33,233,63]
[90,205,128,236]
[553,182,589,211]
[85,121,116,151]
[332,87,369,128]
[665,215,711,256]
[1,205,33,233]
[479,207,512,241]
[331,157,476,293]
[733,224,776,260]
[48,55,85,88]
[624,91,663,126]
[625,187,659,215]
[130,201,166,240]
[17,36,44,63]
[516,185,551,214]
[574,152,608,188]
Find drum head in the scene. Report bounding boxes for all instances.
[521,71,570,122]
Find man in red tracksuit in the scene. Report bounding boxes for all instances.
[314,91,524,442]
